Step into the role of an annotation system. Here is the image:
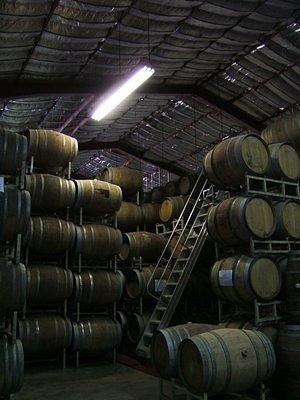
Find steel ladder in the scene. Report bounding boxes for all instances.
[136,171,218,358]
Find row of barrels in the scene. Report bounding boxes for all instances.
[204,133,300,188]
[207,195,300,244]
[143,175,199,204]
[23,218,169,262]
[17,314,122,358]
[151,321,299,399]
[0,130,78,175]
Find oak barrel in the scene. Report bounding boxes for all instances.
[178,175,198,195]
[211,255,281,303]
[18,315,73,356]
[27,266,73,304]
[119,231,168,262]
[125,313,149,344]
[100,166,142,197]
[207,196,275,245]
[115,202,143,231]
[151,323,217,379]
[23,217,76,254]
[72,317,122,355]
[0,335,23,397]
[141,203,161,227]
[25,129,78,169]
[151,186,165,203]
[277,324,300,399]
[165,180,178,197]
[204,134,270,187]
[0,185,31,242]
[75,270,124,306]
[124,266,168,299]
[284,256,300,322]
[268,143,300,181]
[25,174,76,212]
[273,201,300,239]
[73,179,122,216]
[0,132,27,176]
[178,328,276,396]
[75,224,123,259]
[159,196,186,223]
[262,111,300,149]
[0,258,26,316]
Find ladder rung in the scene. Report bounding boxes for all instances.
[144,332,153,338]
[167,282,177,286]
[173,268,183,273]
[177,257,189,262]
[150,320,161,325]
[157,307,166,311]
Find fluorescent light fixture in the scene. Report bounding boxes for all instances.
[91,65,155,121]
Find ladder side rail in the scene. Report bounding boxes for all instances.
[146,175,208,296]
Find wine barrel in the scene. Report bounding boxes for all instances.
[27,266,73,304]
[220,316,278,345]
[18,315,72,356]
[204,134,270,187]
[268,143,300,181]
[25,174,76,213]
[285,256,300,322]
[159,196,186,223]
[141,203,161,227]
[165,180,178,197]
[100,166,142,197]
[75,224,122,259]
[0,185,31,242]
[0,258,26,316]
[211,255,281,303]
[73,179,122,216]
[151,186,165,203]
[151,323,217,379]
[178,328,276,396]
[75,270,124,306]
[207,196,275,245]
[72,317,122,355]
[273,201,300,240]
[124,266,168,299]
[0,132,27,176]
[178,175,198,195]
[262,111,300,149]
[116,311,127,333]
[25,129,78,169]
[125,313,149,344]
[0,335,23,397]
[23,217,76,254]
[277,324,300,399]
[115,202,143,231]
[119,231,168,262]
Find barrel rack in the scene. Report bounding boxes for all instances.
[22,157,72,369]
[158,378,267,400]
[71,205,118,367]
[0,159,26,400]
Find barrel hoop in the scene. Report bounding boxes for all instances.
[209,331,232,393]
[227,198,243,243]
[194,335,216,393]
[242,330,261,385]
[253,330,276,382]
[240,256,255,302]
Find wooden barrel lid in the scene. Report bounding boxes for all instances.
[119,243,130,260]
[241,135,270,174]
[168,234,185,258]
[151,332,170,376]
[245,198,275,238]
[159,198,173,222]
[282,201,300,239]
[277,143,300,180]
[250,257,281,300]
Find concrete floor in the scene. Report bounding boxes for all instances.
[15,363,159,400]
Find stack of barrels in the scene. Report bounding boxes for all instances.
[20,129,78,362]
[0,131,29,397]
[151,111,300,398]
